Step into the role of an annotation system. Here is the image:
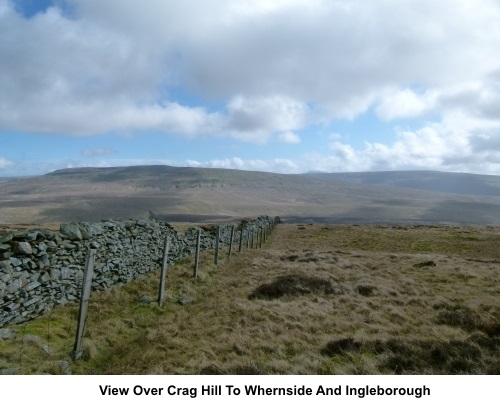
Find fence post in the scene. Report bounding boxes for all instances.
[238,225,244,253]
[158,236,170,306]
[194,229,201,278]
[214,225,220,265]
[228,224,235,259]
[259,227,263,248]
[71,248,95,361]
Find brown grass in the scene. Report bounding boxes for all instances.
[1,224,499,374]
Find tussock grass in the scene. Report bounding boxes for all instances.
[1,224,499,374]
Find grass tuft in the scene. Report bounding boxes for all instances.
[322,338,362,356]
[248,274,339,300]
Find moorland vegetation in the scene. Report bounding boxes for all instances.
[1,223,499,375]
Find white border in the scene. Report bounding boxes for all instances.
[2,375,496,404]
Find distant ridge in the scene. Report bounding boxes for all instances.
[1,165,500,225]
[305,170,500,196]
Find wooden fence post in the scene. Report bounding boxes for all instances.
[239,225,244,252]
[259,227,263,248]
[228,224,235,259]
[194,229,201,278]
[71,248,95,361]
[214,225,220,265]
[158,236,170,306]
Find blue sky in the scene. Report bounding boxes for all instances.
[1,0,500,176]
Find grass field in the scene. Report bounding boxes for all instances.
[1,224,499,374]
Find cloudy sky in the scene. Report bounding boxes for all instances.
[1,0,500,176]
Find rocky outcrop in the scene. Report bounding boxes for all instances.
[0,215,277,327]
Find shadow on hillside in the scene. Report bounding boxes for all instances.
[282,198,500,226]
[38,196,183,223]
[421,200,500,226]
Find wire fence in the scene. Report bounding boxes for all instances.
[0,215,280,374]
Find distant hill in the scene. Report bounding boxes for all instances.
[305,171,500,196]
[1,165,500,225]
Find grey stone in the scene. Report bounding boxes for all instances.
[56,297,69,305]
[0,260,12,271]
[136,219,151,228]
[11,241,32,255]
[38,272,51,283]
[139,295,153,304]
[9,258,22,268]
[23,259,37,270]
[3,302,20,312]
[0,328,16,340]
[0,233,13,243]
[0,243,11,253]
[105,238,117,246]
[0,368,20,375]
[60,223,83,241]
[37,255,50,269]
[21,231,40,241]
[88,224,104,235]
[46,241,57,252]
[6,279,21,294]
[18,288,28,299]
[37,242,47,251]
[23,295,43,307]
[24,334,46,346]
[55,360,72,375]
[62,242,77,249]
[24,281,41,292]
[177,296,195,306]
[50,268,61,280]
[77,224,91,239]
[60,267,72,280]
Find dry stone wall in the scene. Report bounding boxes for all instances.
[0,215,277,327]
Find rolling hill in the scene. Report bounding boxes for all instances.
[305,170,500,196]
[1,165,500,225]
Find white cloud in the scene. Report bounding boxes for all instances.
[202,157,300,173]
[225,95,308,142]
[321,111,500,174]
[0,157,15,169]
[277,131,301,144]
[376,88,439,120]
[81,148,116,157]
[2,0,500,137]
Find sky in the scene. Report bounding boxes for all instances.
[1,0,500,176]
